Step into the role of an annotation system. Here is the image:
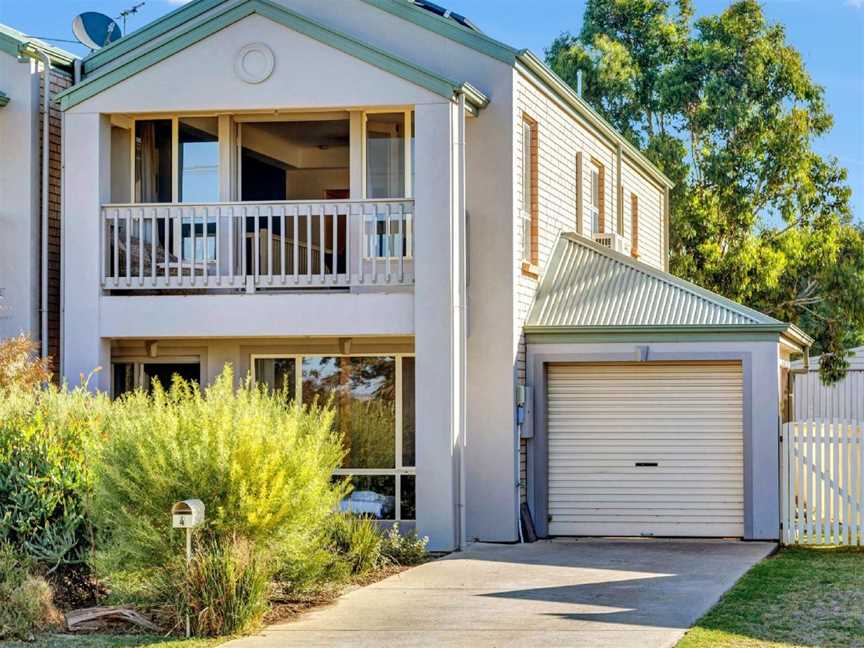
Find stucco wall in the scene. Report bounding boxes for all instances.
[0,54,40,341]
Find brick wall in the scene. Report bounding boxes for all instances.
[39,66,71,373]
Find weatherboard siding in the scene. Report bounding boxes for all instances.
[514,71,669,504]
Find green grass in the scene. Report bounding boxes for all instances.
[677,546,864,648]
[0,635,227,648]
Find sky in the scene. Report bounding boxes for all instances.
[2,0,862,217]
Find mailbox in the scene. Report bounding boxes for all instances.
[171,499,205,529]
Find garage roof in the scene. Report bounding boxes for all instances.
[526,233,811,346]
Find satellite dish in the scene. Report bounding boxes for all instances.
[72,12,122,49]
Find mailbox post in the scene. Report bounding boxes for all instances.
[171,499,205,637]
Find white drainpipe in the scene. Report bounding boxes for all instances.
[456,92,468,551]
[22,45,52,360]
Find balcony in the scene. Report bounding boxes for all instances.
[100,199,414,292]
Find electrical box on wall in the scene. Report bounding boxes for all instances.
[516,384,534,438]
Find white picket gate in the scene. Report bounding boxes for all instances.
[781,419,864,545]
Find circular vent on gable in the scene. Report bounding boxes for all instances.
[235,43,275,84]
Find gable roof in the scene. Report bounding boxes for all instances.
[526,233,811,346]
[0,23,77,68]
[58,0,488,112]
[68,0,670,188]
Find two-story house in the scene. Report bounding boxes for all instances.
[53,0,810,550]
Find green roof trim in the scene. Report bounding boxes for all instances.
[82,0,224,75]
[0,91,8,108]
[58,0,488,112]
[525,326,793,345]
[0,23,77,68]
[359,0,518,64]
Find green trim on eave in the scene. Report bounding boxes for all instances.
[0,91,9,108]
[358,0,518,63]
[82,0,224,75]
[0,24,76,68]
[59,0,488,112]
[525,326,787,345]
[515,51,673,190]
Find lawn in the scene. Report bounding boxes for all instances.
[0,635,227,648]
[677,546,864,648]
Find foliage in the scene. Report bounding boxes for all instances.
[162,537,271,637]
[0,335,52,391]
[0,542,62,640]
[89,367,347,603]
[677,546,864,648]
[324,513,384,575]
[379,524,429,566]
[547,0,864,383]
[0,386,108,571]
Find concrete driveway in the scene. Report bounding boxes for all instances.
[226,539,775,648]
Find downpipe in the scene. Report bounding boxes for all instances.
[456,93,468,551]
[21,45,52,360]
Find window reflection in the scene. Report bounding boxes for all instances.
[179,117,219,203]
[254,357,297,402]
[366,113,405,198]
[302,356,396,469]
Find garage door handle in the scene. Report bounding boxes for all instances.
[635,462,658,467]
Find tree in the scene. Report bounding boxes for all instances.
[547,0,864,382]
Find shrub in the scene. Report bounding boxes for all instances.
[380,524,429,566]
[325,513,383,576]
[0,542,62,640]
[162,537,271,637]
[0,385,107,571]
[0,335,51,391]
[90,367,346,603]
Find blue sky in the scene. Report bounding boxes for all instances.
[2,0,862,218]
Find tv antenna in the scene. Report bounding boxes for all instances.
[117,2,146,33]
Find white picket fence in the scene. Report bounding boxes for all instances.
[782,419,864,545]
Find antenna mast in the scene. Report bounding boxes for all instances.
[117,2,146,33]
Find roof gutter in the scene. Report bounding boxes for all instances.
[514,50,673,191]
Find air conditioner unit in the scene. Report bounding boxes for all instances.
[592,231,631,256]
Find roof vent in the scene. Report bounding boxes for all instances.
[412,0,482,32]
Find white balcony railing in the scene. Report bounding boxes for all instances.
[100,199,414,291]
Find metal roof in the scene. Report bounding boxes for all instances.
[527,233,801,333]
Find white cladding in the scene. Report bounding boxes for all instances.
[547,362,745,537]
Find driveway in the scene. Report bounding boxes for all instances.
[226,538,775,648]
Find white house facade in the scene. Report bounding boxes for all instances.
[36,0,811,550]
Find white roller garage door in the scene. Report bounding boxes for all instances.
[547,362,744,537]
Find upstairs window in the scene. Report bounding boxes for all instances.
[521,114,538,270]
[589,159,605,234]
[631,192,639,258]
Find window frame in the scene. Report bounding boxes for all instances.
[520,113,539,275]
[251,352,416,522]
[630,192,639,258]
[589,157,605,234]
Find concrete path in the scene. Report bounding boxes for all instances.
[226,538,775,648]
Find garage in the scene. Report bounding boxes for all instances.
[524,234,813,540]
[546,362,744,537]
